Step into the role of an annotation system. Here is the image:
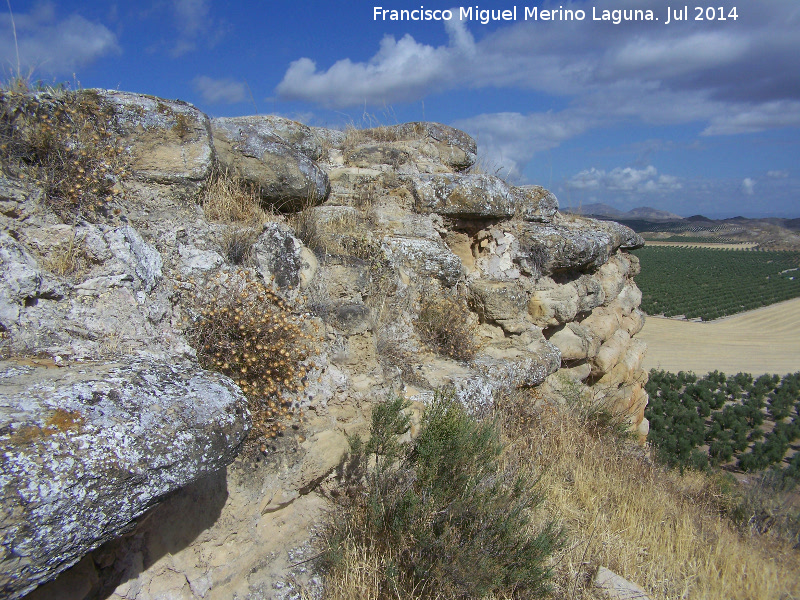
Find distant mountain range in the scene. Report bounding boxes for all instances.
[563,204,684,221]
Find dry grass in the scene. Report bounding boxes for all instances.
[0,88,128,221]
[638,298,800,376]
[40,231,90,277]
[497,390,800,600]
[179,269,320,441]
[201,168,270,224]
[415,287,479,362]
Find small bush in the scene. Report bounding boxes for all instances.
[0,88,128,220]
[181,270,319,440]
[415,288,479,361]
[323,391,562,599]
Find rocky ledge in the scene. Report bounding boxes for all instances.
[0,88,646,599]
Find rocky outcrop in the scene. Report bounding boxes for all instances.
[96,90,214,191]
[0,358,250,599]
[212,117,330,211]
[0,88,650,599]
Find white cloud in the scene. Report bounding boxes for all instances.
[277,18,475,108]
[169,0,227,57]
[742,178,756,195]
[453,110,594,177]
[0,3,119,76]
[568,166,682,194]
[767,170,789,178]
[276,0,800,137]
[193,76,246,104]
[702,100,800,135]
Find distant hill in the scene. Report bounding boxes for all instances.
[626,207,684,221]
[564,204,683,221]
[686,214,714,222]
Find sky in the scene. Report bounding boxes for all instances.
[1,1,799,218]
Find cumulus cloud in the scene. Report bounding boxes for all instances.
[568,166,683,194]
[277,17,475,108]
[0,3,119,76]
[742,178,756,195]
[276,0,800,137]
[193,76,247,104]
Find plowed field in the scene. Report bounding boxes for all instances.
[638,298,800,375]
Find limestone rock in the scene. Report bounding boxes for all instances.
[252,222,318,290]
[345,144,412,169]
[0,231,64,326]
[215,115,323,161]
[413,173,515,218]
[581,305,623,343]
[391,122,477,170]
[382,236,463,287]
[621,308,646,337]
[615,283,643,315]
[97,90,214,188]
[512,217,643,276]
[594,566,653,600]
[548,322,600,362]
[510,185,559,222]
[468,279,528,323]
[528,277,580,326]
[0,358,250,599]
[341,122,476,172]
[103,225,163,293]
[212,118,330,211]
[594,329,632,375]
[0,178,42,220]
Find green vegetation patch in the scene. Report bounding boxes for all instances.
[645,369,800,480]
[632,246,800,319]
[323,392,562,598]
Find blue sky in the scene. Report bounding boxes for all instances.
[2,1,799,218]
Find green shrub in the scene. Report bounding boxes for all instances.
[323,391,562,599]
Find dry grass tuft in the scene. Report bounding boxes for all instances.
[201,168,270,224]
[496,389,800,600]
[415,287,479,362]
[40,231,90,278]
[0,88,128,221]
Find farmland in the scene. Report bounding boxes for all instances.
[632,246,800,320]
[645,369,800,477]
[637,298,800,376]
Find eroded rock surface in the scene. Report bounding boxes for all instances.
[0,358,249,599]
[0,89,650,599]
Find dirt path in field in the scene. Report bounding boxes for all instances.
[638,298,800,375]
[644,241,759,249]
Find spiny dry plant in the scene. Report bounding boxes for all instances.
[180,269,320,441]
[0,88,128,221]
[495,388,800,600]
[415,286,479,361]
[201,168,270,224]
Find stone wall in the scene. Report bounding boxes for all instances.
[0,90,646,599]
